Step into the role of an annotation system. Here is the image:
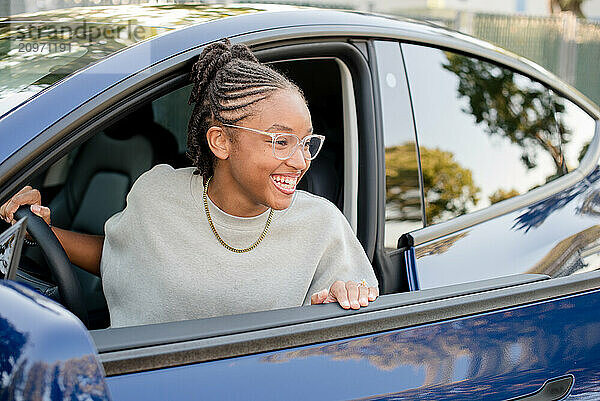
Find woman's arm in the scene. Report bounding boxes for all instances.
[52,227,104,277]
[305,201,379,309]
[1,186,105,277]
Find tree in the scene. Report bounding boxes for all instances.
[549,0,587,18]
[385,143,480,224]
[420,146,480,223]
[489,188,520,205]
[385,143,421,222]
[442,53,570,177]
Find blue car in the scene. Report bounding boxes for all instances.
[1,4,599,400]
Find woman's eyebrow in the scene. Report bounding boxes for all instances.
[268,123,314,133]
[267,123,293,131]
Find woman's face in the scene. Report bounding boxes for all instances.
[223,89,314,214]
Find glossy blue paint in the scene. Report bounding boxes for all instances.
[415,164,600,289]
[105,288,600,400]
[0,281,110,400]
[405,247,419,291]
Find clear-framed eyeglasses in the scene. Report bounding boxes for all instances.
[223,123,325,161]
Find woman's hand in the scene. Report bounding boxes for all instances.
[0,186,51,226]
[311,280,379,309]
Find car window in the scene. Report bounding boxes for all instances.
[0,12,176,117]
[152,84,194,154]
[401,44,596,226]
[13,54,358,330]
[374,40,423,251]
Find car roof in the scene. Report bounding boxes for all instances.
[0,3,311,116]
[1,3,312,28]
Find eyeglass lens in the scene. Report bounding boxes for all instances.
[274,134,323,160]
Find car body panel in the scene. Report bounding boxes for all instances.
[413,164,600,289]
[104,287,600,400]
[0,281,110,400]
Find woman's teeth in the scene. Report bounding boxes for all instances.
[271,175,297,192]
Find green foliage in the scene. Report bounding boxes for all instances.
[385,143,421,222]
[489,188,520,205]
[385,143,480,223]
[442,53,570,175]
[420,146,480,223]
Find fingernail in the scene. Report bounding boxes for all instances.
[341,301,350,308]
[360,297,368,305]
[31,205,40,213]
[351,301,359,308]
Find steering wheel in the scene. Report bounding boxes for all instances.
[14,206,89,327]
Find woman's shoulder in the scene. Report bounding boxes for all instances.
[131,164,195,190]
[125,164,196,205]
[292,190,344,220]
[137,164,195,183]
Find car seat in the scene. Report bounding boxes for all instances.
[24,104,178,329]
[296,146,342,208]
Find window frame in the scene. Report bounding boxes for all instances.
[370,39,423,294]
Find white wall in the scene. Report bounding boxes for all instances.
[582,0,600,19]
[398,0,600,18]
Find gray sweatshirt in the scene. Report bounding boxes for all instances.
[100,164,378,327]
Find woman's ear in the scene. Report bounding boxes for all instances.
[206,126,232,160]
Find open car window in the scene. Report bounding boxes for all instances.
[14,51,361,331]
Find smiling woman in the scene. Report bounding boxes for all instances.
[0,38,379,328]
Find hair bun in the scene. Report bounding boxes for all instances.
[188,38,259,104]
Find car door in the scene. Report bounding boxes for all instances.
[98,274,600,400]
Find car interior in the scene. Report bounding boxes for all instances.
[12,58,351,329]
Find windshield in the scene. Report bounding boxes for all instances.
[0,4,267,116]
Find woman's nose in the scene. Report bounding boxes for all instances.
[286,145,307,169]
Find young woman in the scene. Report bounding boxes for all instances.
[0,39,379,327]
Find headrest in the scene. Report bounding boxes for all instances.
[104,104,155,140]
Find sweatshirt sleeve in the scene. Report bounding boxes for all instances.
[302,204,379,305]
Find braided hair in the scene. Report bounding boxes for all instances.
[187,38,305,179]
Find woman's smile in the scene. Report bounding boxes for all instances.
[270,173,301,195]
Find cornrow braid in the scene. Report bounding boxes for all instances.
[186,38,305,179]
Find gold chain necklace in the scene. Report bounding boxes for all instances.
[203,176,273,253]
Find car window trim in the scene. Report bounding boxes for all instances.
[92,272,548,353]
[368,39,422,294]
[93,270,600,376]
[337,57,360,233]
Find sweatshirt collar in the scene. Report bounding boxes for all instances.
[191,173,296,231]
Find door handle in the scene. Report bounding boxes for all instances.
[506,374,574,401]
